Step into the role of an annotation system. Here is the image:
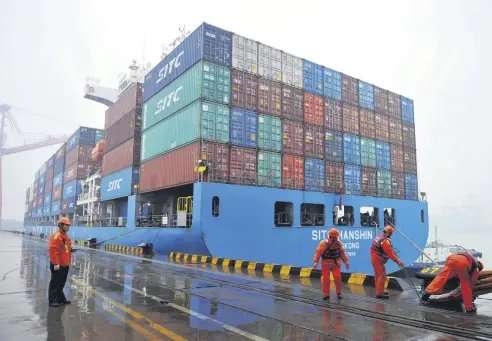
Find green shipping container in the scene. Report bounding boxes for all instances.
[377,169,392,198]
[95,129,104,144]
[360,138,376,167]
[143,61,231,131]
[141,100,230,162]
[257,151,282,187]
[258,114,282,152]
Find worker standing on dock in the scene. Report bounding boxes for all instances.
[48,217,73,307]
[313,228,349,300]
[422,253,483,313]
[370,226,404,299]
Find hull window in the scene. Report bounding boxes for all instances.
[421,210,425,223]
[360,207,379,227]
[274,201,293,227]
[333,205,354,226]
[212,196,219,217]
[384,208,396,226]
[300,203,325,226]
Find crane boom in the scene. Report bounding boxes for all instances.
[2,137,67,156]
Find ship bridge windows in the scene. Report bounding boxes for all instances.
[360,207,379,227]
[384,208,396,226]
[212,196,219,217]
[421,210,424,223]
[333,206,354,226]
[300,204,325,226]
[274,201,293,227]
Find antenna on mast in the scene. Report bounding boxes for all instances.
[160,25,190,60]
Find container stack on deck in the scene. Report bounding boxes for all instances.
[99,82,143,203]
[139,22,418,200]
[50,143,66,217]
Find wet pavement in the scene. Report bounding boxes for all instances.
[1,232,492,341]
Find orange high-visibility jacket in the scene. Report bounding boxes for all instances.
[370,234,399,262]
[49,229,72,266]
[313,239,348,265]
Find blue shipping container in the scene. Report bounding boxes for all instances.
[51,200,61,215]
[43,204,51,217]
[344,165,362,195]
[47,154,55,169]
[405,174,418,200]
[401,96,414,123]
[54,156,65,176]
[230,108,257,147]
[53,172,63,188]
[323,67,342,101]
[63,179,82,199]
[100,167,139,201]
[44,192,52,205]
[303,60,323,95]
[62,198,76,213]
[359,81,374,110]
[304,158,325,192]
[144,23,232,102]
[343,134,361,165]
[376,141,391,170]
[66,126,97,153]
[325,130,343,163]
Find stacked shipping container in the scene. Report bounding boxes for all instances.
[138,22,419,200]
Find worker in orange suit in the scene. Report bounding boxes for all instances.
[422,253,483,313]
[370,226,404,299]
[48,217,73,307]
[313,228,349,300]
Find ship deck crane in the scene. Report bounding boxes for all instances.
[0,103,68,223]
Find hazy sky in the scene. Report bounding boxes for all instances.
[0,1,491,251]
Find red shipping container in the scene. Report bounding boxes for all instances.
[342,74,359,106]
[282,120,304,155]
[402,122,416,149]
[324,98,342,132]
[404,148,417,174]
[304,93,324,126]
[45,178,53,193]
[56,143,66,160]
[391,171,405,199]
[230,146,257,185]
[374,86,388,115]
[361,167,377,197]
[282,154,304,190]
[232,70,258,111]
[105,82,143,130]
[375,113,389,142]
[63,161,96,184]
[258,78,281,116]
[52,186,63,201]
[139,142,229,192]
[388,91,402,120]
[65,143,95,168]
[304,124,324,159]
[104,109,141,153]
[389,117,403,146]
[101,138,140,177]
[342,104,360,135]
[390,145,404,173]
[281,86,303,122]
[326,162,343,193]
[360,109,375,139]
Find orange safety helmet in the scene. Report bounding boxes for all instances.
[383,226,394,234]
[58,217,71,226]
[328,228,340,238]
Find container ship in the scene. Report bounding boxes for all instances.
[23,22,428,275]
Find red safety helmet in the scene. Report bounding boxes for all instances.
[328,228,340,238]
[383,226,394,234]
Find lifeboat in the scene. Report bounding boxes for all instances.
[91,140,104,163]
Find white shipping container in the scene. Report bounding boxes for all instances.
[258,44,281,82]
[282,52,303,89]
[232,34,258,74]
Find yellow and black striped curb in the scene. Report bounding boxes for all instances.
[169,252,406,291]
[73,240,93,246]
[105,244,144,256]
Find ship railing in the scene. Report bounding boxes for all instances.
[300,213,325,226]
[136,214,192,228]
[71,217,127,227]
[274,212,293,227]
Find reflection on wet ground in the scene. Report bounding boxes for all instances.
[1,232,491,341]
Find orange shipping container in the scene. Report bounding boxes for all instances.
[282,154,304,190]
[304,93,324,126]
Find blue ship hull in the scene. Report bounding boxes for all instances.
[25,182,429,275]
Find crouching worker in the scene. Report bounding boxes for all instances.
[422,253,483,313]
[313,228,349,300]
